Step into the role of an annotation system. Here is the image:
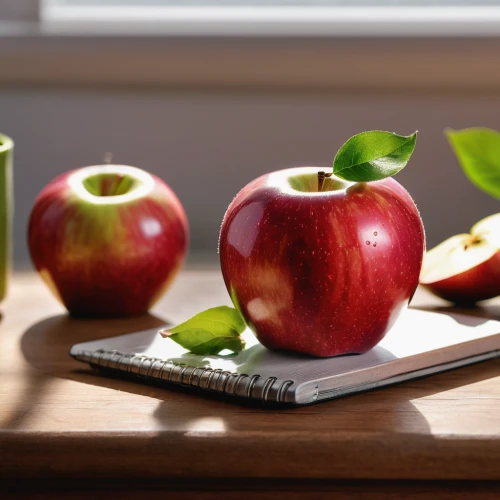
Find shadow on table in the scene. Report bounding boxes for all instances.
[17,307,500,434]
[9,313,168,430]
[21,312,168,375]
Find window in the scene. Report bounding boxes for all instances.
[3,0,500,88]
[41,0,500,36]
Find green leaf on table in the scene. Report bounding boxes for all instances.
[159,306,246,355]
[333,130,418,182]
[445,127,500,199]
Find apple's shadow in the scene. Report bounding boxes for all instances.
[21,313,168,379]
[8,313,172,430]
[414,303,500,326]
[16,306,500,436]
[154,305,500,431]
[153,348,500,433]
[17,312,263,427]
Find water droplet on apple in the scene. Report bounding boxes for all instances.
[365,240,370,245]
[373,242,377,247]
[373,231,378,236]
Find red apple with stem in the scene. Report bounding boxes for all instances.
[159,131,423,358]
[218,166,425,357]
[28,164,188,317]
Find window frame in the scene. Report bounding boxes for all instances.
[2,1,500,91]
[40,1,500,37]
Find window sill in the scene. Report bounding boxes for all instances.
[1,22,500,91]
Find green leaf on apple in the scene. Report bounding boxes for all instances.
[445,127,500,199]
[333,130,418,182]
[160,306,246,355]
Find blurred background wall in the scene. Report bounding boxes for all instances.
[3,88,499,268]
[2,2,500,268]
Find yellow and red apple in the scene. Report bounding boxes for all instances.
[28,164,188,317]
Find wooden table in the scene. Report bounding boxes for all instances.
[2,271,500,499]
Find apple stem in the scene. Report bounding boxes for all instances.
[317,171,333,192]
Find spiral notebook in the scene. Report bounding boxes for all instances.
[70,308,500,406]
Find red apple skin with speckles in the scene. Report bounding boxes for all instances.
[28,165,188,318]
[219,166,425,357]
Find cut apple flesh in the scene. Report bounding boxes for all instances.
[420,214,500,304]
[471,213,500,248]
[420,233,499,284]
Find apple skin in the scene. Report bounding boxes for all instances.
[28,165,188,317]
[219,167,425,357]
[420,253,500,304]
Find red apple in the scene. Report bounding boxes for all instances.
[420,214,500,304]
[28,164,188,317]
[219,166,425,357]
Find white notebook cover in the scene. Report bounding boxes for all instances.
[70,308,500,406]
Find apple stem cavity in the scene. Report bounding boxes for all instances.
[464,235,482,251]
[82,172,136,198]
[317,171,333,192]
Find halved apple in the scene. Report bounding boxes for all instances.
[420,214,500,304]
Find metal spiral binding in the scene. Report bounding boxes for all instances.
[179,364,190,385]
[83,349,295,404]
[146,358,160,380]
[206,368,220,390]
[166,361,177,382]
[262,377,277,404]
[277,380,294,404]
[101,349,114,370]
[193,366,206,388]
[108,351,121,370]
[246,375,260,398]
[198,367,211,389]
[117,352,132,371]
[158,359,170,381]
[185,366,195,386]
[136,356,148,379]
[234,373,249,393]
[221,371,234,394]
